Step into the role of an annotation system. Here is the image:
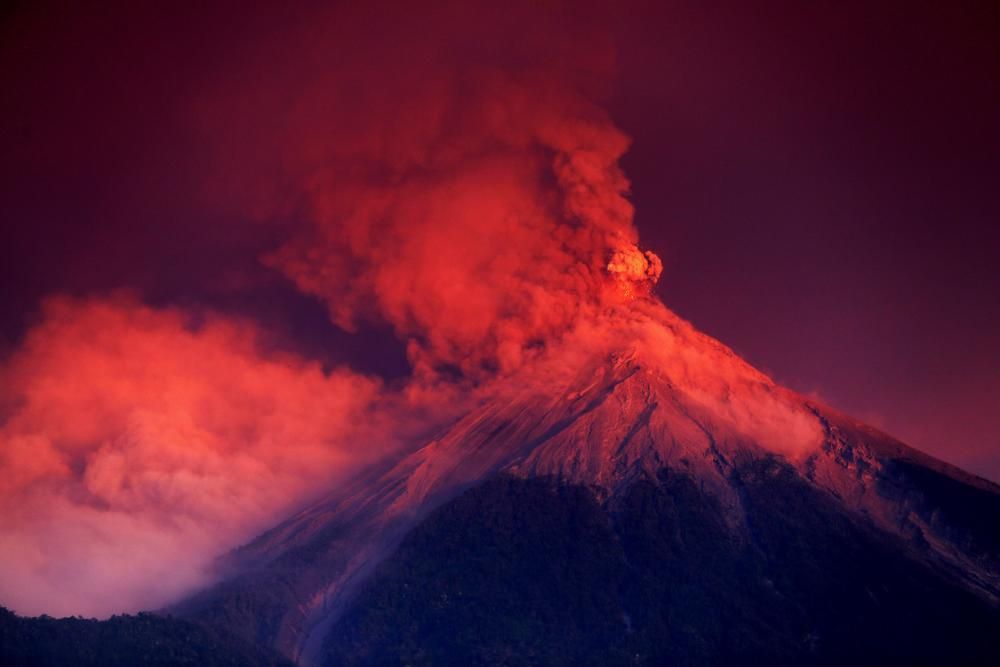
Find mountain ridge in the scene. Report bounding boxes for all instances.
[173,301,1000,664]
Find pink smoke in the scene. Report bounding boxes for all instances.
[0,1,673,617]
[0,295,388,616]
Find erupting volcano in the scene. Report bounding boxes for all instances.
[2,1,999,666]
[172,296,1000,666]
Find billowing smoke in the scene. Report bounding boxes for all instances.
[0,1,670,617]
[0,294,393,616]
[193,1,662,378]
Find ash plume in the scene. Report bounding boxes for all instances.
[1,1,673,618]
[216,1,666,377]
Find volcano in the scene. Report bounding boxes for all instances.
[171,301,1000,666]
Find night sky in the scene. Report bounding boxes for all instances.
[3,0,999,487]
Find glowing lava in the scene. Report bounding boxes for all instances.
[606,244,663,300]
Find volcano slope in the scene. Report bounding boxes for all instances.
[175,301,1000,666]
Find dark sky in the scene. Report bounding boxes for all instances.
[2,1,999,481]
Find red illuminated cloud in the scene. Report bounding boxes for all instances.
[192,2,662,378]
[0,1,666,618]
[0,294,386,617]
[261,81,662,377]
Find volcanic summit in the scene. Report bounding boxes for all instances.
[174,300,1000,665]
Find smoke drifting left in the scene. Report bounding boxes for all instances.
[0,1,663,616]
[0,295,386,616]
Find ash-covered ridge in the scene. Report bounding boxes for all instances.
[174,301,1000,664]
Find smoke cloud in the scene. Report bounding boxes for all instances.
[0,1,670,617]
[192,1,661,378]
[0,295,389,617]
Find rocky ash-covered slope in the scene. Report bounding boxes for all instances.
[173,299,1000,665]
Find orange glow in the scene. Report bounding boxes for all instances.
[606,244,663,301]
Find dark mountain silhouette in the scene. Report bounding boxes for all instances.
[0,606,291,667]
[172,303,1000,665]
